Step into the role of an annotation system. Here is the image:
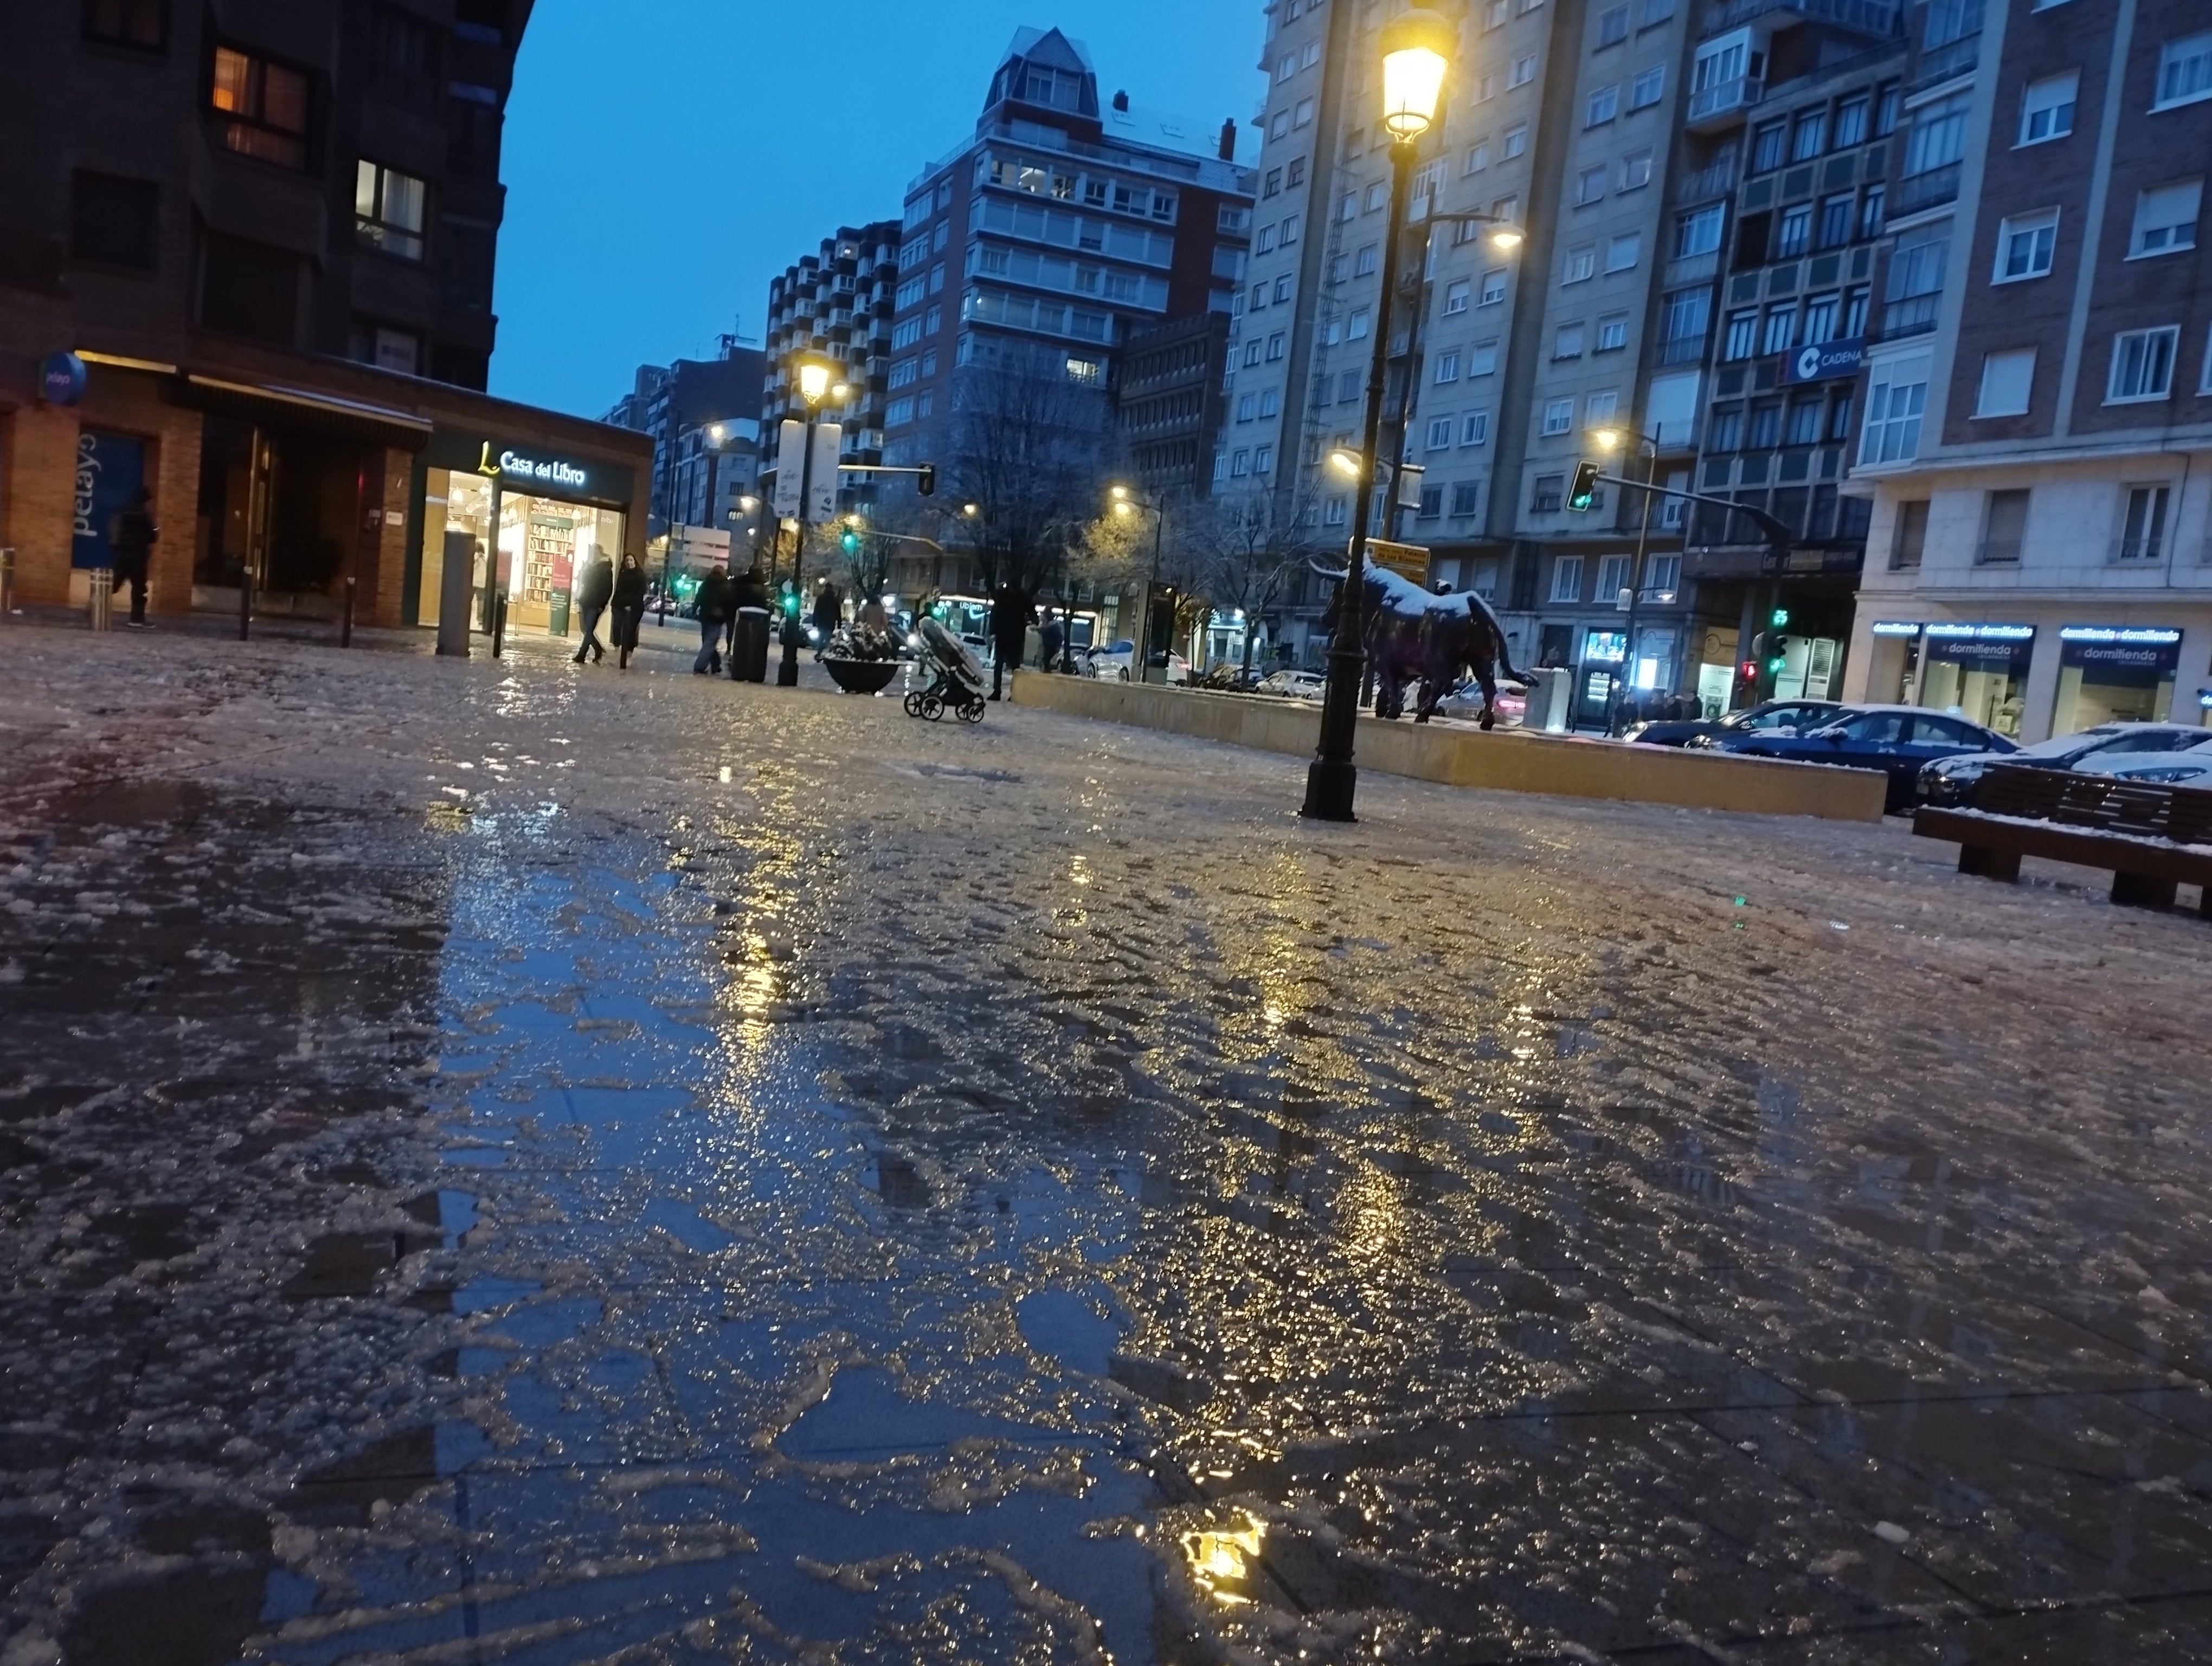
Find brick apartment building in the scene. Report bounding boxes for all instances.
[0,0,648,640]
[1842,0,2212,741]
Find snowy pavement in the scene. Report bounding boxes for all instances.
[2,618,2210,1665]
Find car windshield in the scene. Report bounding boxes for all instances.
[2014,726,2124,760]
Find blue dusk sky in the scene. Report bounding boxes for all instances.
[491,1,1268,420]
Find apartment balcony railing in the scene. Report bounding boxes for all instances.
[1705,0,1901,37]
[1687,76,1764,131]
[1894,162,1962,216]
[1881,293,1941,337]
[1677,157,1740,203]
[1973,539,2022,566]
[1912,33,1982,89]
[2109,537,2168,565]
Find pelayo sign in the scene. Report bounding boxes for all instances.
[1782,337,1865,385]
[477,441,592,494]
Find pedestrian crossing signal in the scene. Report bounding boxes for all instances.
[1567,461,1602,512]
[840,528,862,555]
[917,464,937,497]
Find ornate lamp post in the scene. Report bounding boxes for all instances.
[778,357,849,688]
[1303,0,1454,822]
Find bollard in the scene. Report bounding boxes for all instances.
[341,575,356,648]
[239,566,252,642]
[491,592,507,658]
[0,547,15,618]
[87,567,113,633]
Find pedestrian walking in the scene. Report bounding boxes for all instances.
[109,486,156,629]
[811,581,842,638]
[989,586,1031,701]
[1037,610,1064,672]
[692,563,734,675]
[572,548,613,664]
[610,551,647,669]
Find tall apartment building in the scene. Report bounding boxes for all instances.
[1,0,653,634]
[1113,312,1234,500]
[758,222,901,527]
[602,339,764,536]
[1841,0,2212,743]
[871,28,1252,536]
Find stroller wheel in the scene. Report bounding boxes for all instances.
[921,695,946,721]
[903,690,925,718]
[957,698,985,724]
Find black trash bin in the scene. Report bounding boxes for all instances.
[732,607,771,682]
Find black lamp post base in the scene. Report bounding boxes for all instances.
[776,644,800,687]
[1301,757,1359,822]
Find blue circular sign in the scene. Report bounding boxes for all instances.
[41,353,87,407]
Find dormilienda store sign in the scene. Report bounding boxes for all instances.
[2059,625,2183,687]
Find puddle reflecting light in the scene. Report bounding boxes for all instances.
[1184,1513,1266,1605]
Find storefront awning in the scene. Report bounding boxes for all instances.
[179,374,434,452]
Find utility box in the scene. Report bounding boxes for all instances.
[1522,667,1575,733]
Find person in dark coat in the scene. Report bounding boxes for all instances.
[572,549,614,664]
[1037,610,1065,671]
[692,564,734,675]
[109,486,157,629]
[989,586,1031,700]
[811,581,842,636]
[610,552,647,669]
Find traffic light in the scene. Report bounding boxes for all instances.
[1767,635,1790,677]
[840,527,862,555]
[781,584,801,619]
[1567,460,1602,513]
[917,463,937,497]
[1770,606,1791,630]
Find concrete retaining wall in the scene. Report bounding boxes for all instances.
[1008,673,1889,823]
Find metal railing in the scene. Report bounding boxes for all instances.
[1688,75,1765,126]
[1880,294,1941,337]
[1677,157,1740,203]
[1894,162,1962,216]
[1912,33,1982,89]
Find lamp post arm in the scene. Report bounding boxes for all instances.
[1590,470,1793,570]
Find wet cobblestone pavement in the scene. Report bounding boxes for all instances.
[3,620,2210,1665]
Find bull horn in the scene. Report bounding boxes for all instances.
[1309,559,1352,579]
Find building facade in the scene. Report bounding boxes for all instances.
[602,339,765,539]
[1842,0,2212,742]
[1,0,651,637]
[1113,311,1233,501]
[758,221,900,535]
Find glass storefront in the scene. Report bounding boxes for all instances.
[2052,626,2181,731]
[1918,624,2034,738]
[413,440,633,638]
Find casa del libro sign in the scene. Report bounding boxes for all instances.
[478,441,591,494]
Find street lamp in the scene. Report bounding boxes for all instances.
[1591,424,1663,736]
[1304,0,1451,822]
[777,355,845,687]
[1109,484,1167,684]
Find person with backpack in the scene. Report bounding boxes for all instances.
[571,549,614,664]
[692,563,734,676]
[109,486,157,629]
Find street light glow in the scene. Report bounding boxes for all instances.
[1380,3,1453,140]
[709,424,724,444]
[1114,501,1135,518]
[1110,484,1131,501]
[797,361,831,402]
[738,495,759,511]
[1590,427,1624,452]
[831,382,851,404]
[1327,448,1365,478]
[1489,226,1525,251]
[962,502,980,517]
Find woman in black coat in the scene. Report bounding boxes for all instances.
[610,553,647,669]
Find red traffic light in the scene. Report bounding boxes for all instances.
[1740,660,1759,682]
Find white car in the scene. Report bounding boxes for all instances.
[1085,639,1190,684]
[2098,736,2212,787]
[1433,684,1527,728]
[1256,670,1327,701]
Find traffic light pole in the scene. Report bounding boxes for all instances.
[1607,444,1661,736]
[779,409,819,688]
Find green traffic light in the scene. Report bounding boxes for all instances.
[1770,607,1790,629]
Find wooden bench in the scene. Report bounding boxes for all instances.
[1913,762,2212,918]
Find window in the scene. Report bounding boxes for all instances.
[2119,485,2171,560]
[1751,120,1787,173]
[1348,307,1371,338]
[1710,407,1744,451]
[210,44,311,168]
[1416,485,1443,519]
[1435,351,1462,382]
[1262,168,1281,200]
[1761,305,1796,354]
[1502,125,1529,159]
[1295,98,1315,129]
[1480,268,1507,304]
[1890,499,1928,568]
[1994,208,2059,280]
[1237,393,1256,422]
[1905,93,1970,177]
[2019,72,2077,145]
[2155,31,2212,110]
[1463,411,1491,444]
[355,161,426,260]
[2131,180,2201,257]
[893,317,924,350]
[1577,165,1609,206]
[1630,66,1665,110]
[1427,417,1455,450]
[1365,182,1387,213]
[1511,54,1539,88]
[2108,326,2179,402]
[1542,398,1576,434]
[2203,325,2212,394]
[1597,313,1629,352]
[1588,85,1619,125]
[1288,156,1307,187]
[1549,554,1583,598]
[1660,286,1709,344]
[1775,204,1812,259]
[1639,0,1675,23]
[1791,110,1829,162]
[1564,244,1597,283]
[1860,185,1886,239]
[1979,490,2030,565]
[1259,388,1281,418]
[1605,233,1641,272]
[84,0,166,49]
[1267,332,1286,361]
[1802,292,1839,344]
[370,3,441,110]
[1324,496,1348,526]
[1555,322,1586,358]
[1785,397,1822,445]
[1586,389,1619,425]
[1816,194,1854,249]
[1598,4,1630,46]
[1860,355,1929,464]
[1834,95,1870,148]
[1471,341,1499,375]
[1885,229,1947,333]
[1451,482,1482,516]
[1598,555,1632,600]
[1231,449,1252,477]
[1724,309,1759,358]
[1355,242,1379,276]
[1876,80,1902,134]
[1673,204,1725,259]
[1281,213,1302,246]
[1621,149,1653,190]
[1748,401,1782,449]
[69,172,158,271]
[1827,390,1854,440]
[1647,553,1681,592]
[1256,444,1275,473]
[1339,369,1361,401]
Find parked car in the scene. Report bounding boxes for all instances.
[1255,669,1327,701]
[1719,705,2016,813]
[1433,684,1527,727]
[2096,736,2212,787]
[1085,640,1191,684]
[1637,699,1843,748]
[1917,720,2211,806]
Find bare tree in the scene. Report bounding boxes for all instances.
[946,357,1118,608]
[1192,473,1330,673]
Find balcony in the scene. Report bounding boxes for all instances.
[1912,33,1980,89]
[1656,333,1711,366]
[1687,75,1764,131]
[1881,293,1941,337]
[1677,156,1740,203]
[1893,162,1961,216]
[1704,0,1901,36]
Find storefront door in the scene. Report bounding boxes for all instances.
[2052,627,2182,732]
[1919,625,2034,738]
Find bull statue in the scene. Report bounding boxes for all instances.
[1316,557,1533,728]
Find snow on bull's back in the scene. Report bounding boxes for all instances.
[1362,561,1499,626]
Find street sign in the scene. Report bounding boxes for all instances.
[41,353,87,407]
[808,421,841,522]
[1360,538,1430,582]
[1781,337,1864,385]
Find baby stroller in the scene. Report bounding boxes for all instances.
[905,617,990,723]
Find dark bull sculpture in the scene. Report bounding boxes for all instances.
[1317,559,1534,728]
